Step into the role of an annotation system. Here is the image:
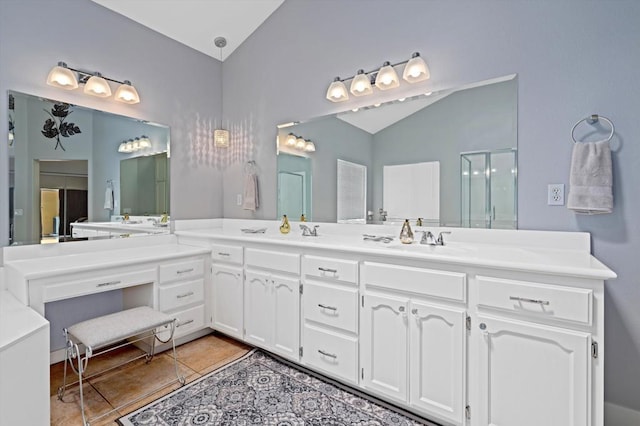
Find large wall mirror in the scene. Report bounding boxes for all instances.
[8,91,170,246]
[276,75,518,228]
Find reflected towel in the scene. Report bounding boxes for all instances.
[104,186,114,210]
[567,140,613,214]
[242,173,259,211]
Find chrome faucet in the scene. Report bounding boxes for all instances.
[420,231,451,246]
[378,208,388,222]
[300,224,319,236]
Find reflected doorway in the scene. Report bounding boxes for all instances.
[38,160,88,243]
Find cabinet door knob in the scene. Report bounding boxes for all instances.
[399,306,405,312]
[479,323,487,330]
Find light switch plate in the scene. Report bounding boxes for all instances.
[548,184,565,206]
[236,194,242,206]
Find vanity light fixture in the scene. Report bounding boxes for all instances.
[46,61,140,104]
[282,133,316,154]
[326,52,431,102]
[118,135,151,153]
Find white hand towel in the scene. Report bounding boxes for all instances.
[567,140,613,214]
[104,186,114,210]
[242,173,259,211]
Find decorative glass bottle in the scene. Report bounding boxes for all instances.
[279,215,291,234]
[399,219,414,244]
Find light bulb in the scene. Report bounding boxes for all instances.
[295,137,306,149]
[402,52,430,83]
[350,70,372,96]
[286,133,297,146]
[326,77,349,102]
[374,62,399,90]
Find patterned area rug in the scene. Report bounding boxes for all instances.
[118,349,436,425]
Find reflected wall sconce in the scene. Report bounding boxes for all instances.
[284,133,315,152]
[46,61,140,104]
[118,135,151,153]
[326,52,430,102]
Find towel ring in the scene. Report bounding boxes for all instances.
[571,114,614,144]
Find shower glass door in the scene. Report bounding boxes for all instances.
[460,149,517,229]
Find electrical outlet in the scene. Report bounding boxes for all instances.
[548,184,565,206]
[236,194,242,206]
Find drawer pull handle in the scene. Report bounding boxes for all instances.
[177,319,194,328]
[177,268,194,274]
[318,267,338,274]
[318,349,337,359]
[96,280,121,288]
[509,296,550,306]
[217,252,230,257]
[318,304,337,311]
[177,291,195,299]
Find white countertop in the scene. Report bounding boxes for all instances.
[71,221,169,234]
[4,243,210,281]
[176,222,616,280]
[0,290,48,351]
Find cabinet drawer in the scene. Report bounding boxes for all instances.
[303,255,358,284]
[477,276,592,325]
[303,282,358,333]
[245,248,299,274]
[158,304,205,340]
[303,324,358,385]
[159,279,204,312]
[43,268,157,303]
[211,244,243,265]
[159,258,204,283]
[362,262,466,302]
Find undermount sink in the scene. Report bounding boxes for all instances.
[387,243,475,256]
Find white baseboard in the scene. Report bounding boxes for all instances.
[605,401,640,426]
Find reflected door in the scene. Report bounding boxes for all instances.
[278,171,305,218]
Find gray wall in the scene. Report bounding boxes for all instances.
[0,0,225,247]
[223,0,640,412]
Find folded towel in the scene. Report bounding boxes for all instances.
[567,140,613,214]
[104,186,114,210]
[242,173,259,211]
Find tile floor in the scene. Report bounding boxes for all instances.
[49,332,251,425]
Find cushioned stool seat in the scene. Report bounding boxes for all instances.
[68,306,173,350]
[58,306,185,426]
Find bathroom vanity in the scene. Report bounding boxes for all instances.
[0,220,615,426]
[175,219,615,426]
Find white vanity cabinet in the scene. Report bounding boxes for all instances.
[158,256,207,339]
[243,248,300,361]
[474,275,598,426]
[210,243,244,339]
[361,261,468,426]
[301,255,360,384]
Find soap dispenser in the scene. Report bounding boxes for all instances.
[399,219,414,244]
[300,213,306,222]
[279,215,291,234]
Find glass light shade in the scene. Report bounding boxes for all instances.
[295,137,306,149]
[214,129,230,148]
[326,77,349,102]
[374,62,399,90]
[46,65,78,90]
[84,75,112,97]
[118,142,128,153]
[139,136,151,148]
[402,53,430,83]
[286,133,297,146]
[304,140,316,152]
[125,141,134,152]
[114,82,140,104]
[350,70,373,96]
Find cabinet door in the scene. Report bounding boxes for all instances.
[211,264,243,339]
[477,315,591,426]
[271,274,300,361]
[244,270,273,347]
[410,302,466,425]
[361,292,409,403]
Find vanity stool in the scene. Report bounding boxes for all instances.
[57,306,186,426]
